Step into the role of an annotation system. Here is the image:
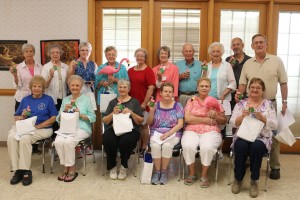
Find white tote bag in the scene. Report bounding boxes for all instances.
[140,153,153,184]
[113,113,133,136]
[100,93,117,113]
[86,92,97,111]
[15,116,37,138]
[236,116,264,142]
[58,112,79,134]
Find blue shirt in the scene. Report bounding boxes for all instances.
[15,94,57,128]
[175,60,202,92]
[95,61,129,105]
[75,61,96,82]
[57,94,96,134]
[208,68,219,99]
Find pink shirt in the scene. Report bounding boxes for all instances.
[185,96,224,134]
[13,61,43,102]
[152,63,179,101]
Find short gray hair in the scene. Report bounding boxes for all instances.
[68,75,84,86]
[134,48,148,60]
[47,44,63,57]
[79,42,92,52]
[208,42,225,55]
[104,46,117,54]
[117,78,131,90]
[22,44,35,54]
[157,46,171,59]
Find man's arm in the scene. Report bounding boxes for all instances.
[280,82,288,115]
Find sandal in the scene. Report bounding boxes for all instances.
[64,172,78,182]
[57,171,68,181]
[200,177,210,188]
[184,175,197,186]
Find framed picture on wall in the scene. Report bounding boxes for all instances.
[0,40,27,71]
[40,39,80,65]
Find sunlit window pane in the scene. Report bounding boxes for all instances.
[102,9,141,67]
[161,9,200,63]
[220,10,259,59]
[277,12,300,121]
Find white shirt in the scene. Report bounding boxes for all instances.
[41,61,69,104]
[13,61,43,102]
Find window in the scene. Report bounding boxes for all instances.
[102,9,141,67]
[277,12,300,116]
[220,10,259,59]
[161,9,200,63]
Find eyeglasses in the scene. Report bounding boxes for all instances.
[250,86,263,90]
[253,41,266,46]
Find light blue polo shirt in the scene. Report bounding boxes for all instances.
[175,59,202,92]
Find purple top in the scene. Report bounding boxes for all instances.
[149,101,184,138]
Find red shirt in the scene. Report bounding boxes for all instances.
[128,66,156,105]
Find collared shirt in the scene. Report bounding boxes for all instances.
[41,61,69,104]
[175,59,202,93]
[206,60,236,101]
[239,54,288,100]
[95,61,129,105]
[152,62,179,101]
[225,53,251,88]
[13,61,43,102]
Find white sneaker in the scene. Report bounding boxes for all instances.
[117,165,127,180]
[110,167,117,180]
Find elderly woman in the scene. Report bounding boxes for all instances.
[182,77,227,187]
[9,44,44,154]
[152,46,179,101]
[68,42,97,94]
[54,75,96,182]
[230,78,277,198]
[95,46,129,105]
[203,42,236,159]
[103,79,143,180]
[41,44,69,111]
[128,48,156,153]
[148,82,184,185]
[7,75,57,186]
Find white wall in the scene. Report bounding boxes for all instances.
[0,0,88,141]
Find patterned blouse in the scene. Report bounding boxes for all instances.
[75,61,96,82]
[229,98,278,151]
[184,96,224,134]
[149,101,184,138]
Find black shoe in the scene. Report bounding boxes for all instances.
[10,170,24,185]
[22,170,33,186]
[270,169,280,180]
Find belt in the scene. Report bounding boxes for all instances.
[179,91,198,95]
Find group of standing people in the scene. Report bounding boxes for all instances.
[7,33,288,199]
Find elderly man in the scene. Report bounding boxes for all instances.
[238,34,288,181]
[226,38,251,112]
[175,43,202,107]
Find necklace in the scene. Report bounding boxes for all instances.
[248,98,263,109]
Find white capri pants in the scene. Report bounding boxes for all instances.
[181,131,222,166]
[54,129,90,166]
[7,126,53,170]
[150,136,180,159]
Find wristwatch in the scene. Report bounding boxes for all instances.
[282,100,288,104]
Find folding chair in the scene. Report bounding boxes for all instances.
[228,148,270,191]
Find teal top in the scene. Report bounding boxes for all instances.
[57,94,96,134]
[175,59,202,92]
[95,61,129,105]
[208,67,219,99]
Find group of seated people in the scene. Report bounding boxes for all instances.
[7,41,277,199]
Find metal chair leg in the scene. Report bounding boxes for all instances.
[178,149,182,181]
[50,144,55,174]
[228,150,233,185]
[215,150,219,182]
[102,145,105,176]
[42,141,46,173]
[82,144,87,176]
[265,154,270,191]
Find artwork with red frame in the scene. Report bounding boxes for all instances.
[40,39,80,65]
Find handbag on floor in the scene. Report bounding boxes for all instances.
[140,152,153,184]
